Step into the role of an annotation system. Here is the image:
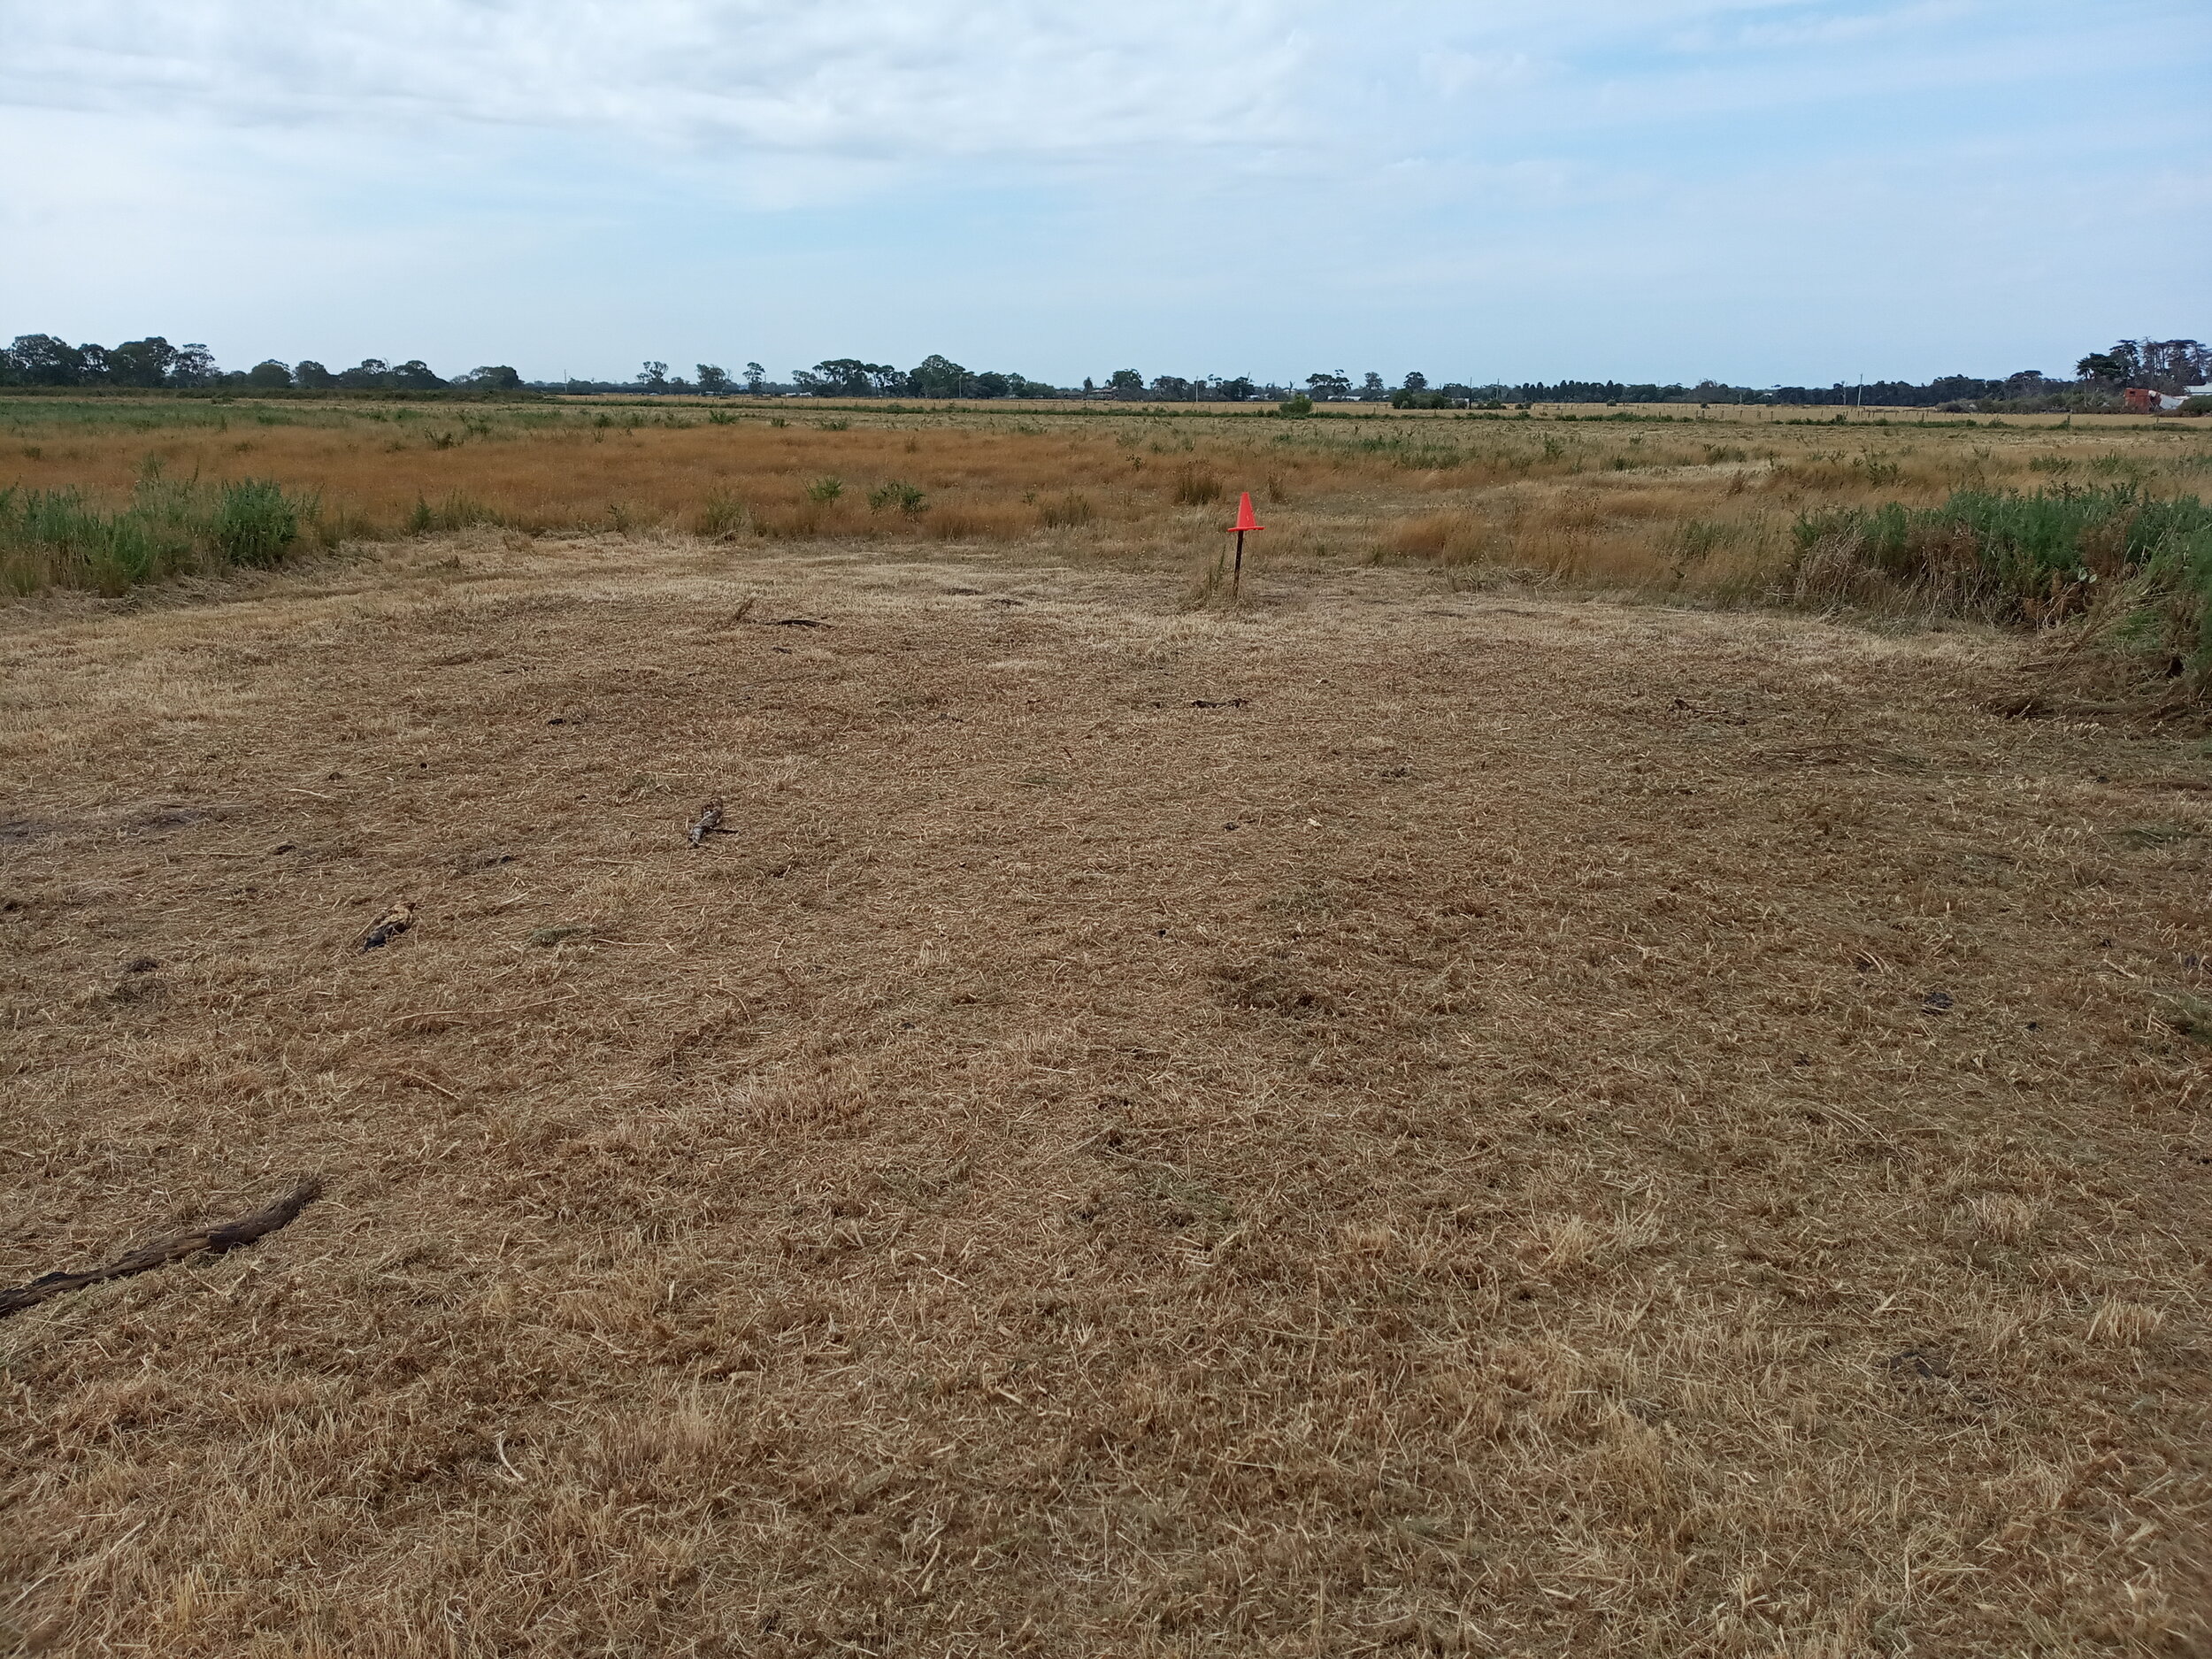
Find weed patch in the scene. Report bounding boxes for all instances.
[0,473,318,594]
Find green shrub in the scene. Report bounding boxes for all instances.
[211,479,299,565]
[1,475,321,595]
[1786,485,2212,684]
[805,475,844,503]
[1278,393,1314,417]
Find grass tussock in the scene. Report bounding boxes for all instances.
[1171,463,1224,506]
[1037,490,1094,528]
[1391,511,1490,563]
[0,471,319,594]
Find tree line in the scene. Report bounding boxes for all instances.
[0,335,522,393]
[4,331,2201,411]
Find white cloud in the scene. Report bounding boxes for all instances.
[0,0,2201,381]
[1418,48,1539,98]
[0,1,1315,158]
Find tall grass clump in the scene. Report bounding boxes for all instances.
[866,480,926,515]
[1,474,318,595]
[211,479,301,565]
[1172,464,1224,506]
[694,491,749,538]
[1787,485,2212,684]
[405,493,505,534]
[1037,491,1092,528]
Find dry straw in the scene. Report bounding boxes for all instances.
[1,414,2208,1654]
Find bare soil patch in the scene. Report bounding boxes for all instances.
[3,536,2208,1655]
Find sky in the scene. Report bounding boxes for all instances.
[1,1,2207,388]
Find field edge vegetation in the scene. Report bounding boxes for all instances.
[4,396,2210,703]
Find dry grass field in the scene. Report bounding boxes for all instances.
[3,404,2210,1655]
[5,394,2208,600]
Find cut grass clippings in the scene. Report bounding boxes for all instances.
[2,536,2208,1654]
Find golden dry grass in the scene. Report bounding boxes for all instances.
[6,396,2208,603]
[3,520,2209,1655]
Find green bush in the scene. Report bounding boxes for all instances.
[1786,485,2212,684]
[211,479,299,565]
[1,474,321,595]
[805,475,844,503]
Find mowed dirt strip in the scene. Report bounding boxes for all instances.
[2,535,2208,1656]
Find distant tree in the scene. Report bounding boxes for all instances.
[2078,337,2212,388]
[1361,372,1386,399]
[247,360,294,389]
[1306,371,1351,400]
[1082,376,1096,399]
[2076,349,2127,386]
[1149,374,1194,401]
[809,358,884,396]
[1215,375,1256,402]
[461,365,522,391]
[168,344,219,386]
[908,354,969,398]
[638,360,670,391]
[1106,368,1144,398]
[294,360,335,390]
[8,334,85,386]
[789,367,827,394]
[972,370,1011,399]
[867,364,907,395]
[338,358,391,389]
[106,337,179,387]
[2139,338,2211,391]
[695,364,731,395]
[1402,371,1427,392]
[743,361,766,394]
[391,359,446,390]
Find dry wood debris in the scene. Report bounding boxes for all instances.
[687,800,726,848]
[357,900,416,950]
[0,1179,323,1318]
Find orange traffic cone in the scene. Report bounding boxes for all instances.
[1226,492,1263,595]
